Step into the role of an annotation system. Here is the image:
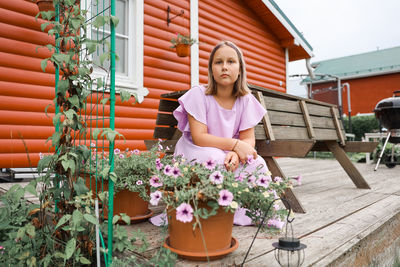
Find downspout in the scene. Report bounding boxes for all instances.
[342,82,352,132]
[305,58,315,98]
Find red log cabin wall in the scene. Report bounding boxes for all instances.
[0,0,286,168]
[198,0,286,91]
[309,73,400,115]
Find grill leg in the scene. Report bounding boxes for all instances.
[374,132,391,171]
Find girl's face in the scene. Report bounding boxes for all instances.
[211,45,240,89]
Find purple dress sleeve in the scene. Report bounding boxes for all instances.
[239,93,267,131]
[173,86,207,133]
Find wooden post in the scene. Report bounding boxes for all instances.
[299,100,315,139]
[325,141,371,189]
[330,107,346,146]
[255,91,275,141]
[264,156,306,213]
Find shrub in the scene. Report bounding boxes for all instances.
[342,115,380,141]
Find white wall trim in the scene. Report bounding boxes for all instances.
[285,48,289,91]
[133,0,144,89]
[190,0,199,88]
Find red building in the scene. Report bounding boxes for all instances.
[303,46,400,116]
[0,0,313,168]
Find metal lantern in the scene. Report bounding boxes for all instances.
[272,218,306,267]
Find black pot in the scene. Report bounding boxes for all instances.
[374,91,400,130]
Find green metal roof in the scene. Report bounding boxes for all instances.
[302,46,400,84]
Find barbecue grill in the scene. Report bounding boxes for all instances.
[374,90,400,170]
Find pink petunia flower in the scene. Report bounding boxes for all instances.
[235,173,245,182]
[247,155,255,165]
[273,204,280,211]
[256,176,270,188]
[119,153,125,159]
[114,148,120,155]
[133,149,140,155]
[294,174,302,185]
[163,165,173,176]
[136,180,143,185]
[267,218,285,229]
[218,189,233,206]
[150,191,162,205]
[172,167,181,178]
[150,175,163,187]
[247,175,256,187]
[39,152,44,160]
[156,158,164,171]
[274,176,283,183]
[269,189,279,199]
[176,203,194,223]
[204,158,216,170]
[90,142,96,147]
[209,171,224,184]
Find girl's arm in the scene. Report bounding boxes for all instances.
[188,114,257,162]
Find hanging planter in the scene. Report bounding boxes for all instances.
[36,0,55,12]
[164,203,238,261]
[175,43,191,57]
[170,33,197,58]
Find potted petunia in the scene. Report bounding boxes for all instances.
[84,144,162,223]
[149,146,293,261]
[170,33,197,57]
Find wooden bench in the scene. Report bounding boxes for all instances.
[145,84,378,213]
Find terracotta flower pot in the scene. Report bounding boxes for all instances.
[81,175,152,223]
[175,44,190,57]
[36,0,55,12]
[164,203,238,261]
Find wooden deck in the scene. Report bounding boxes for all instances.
[1,158,399,266]
[129,158,400,266]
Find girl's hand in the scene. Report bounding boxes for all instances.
[233,140,257,164]
[224,151,239,172]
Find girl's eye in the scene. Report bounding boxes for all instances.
[228,60,234,64]
[215,61,222,64]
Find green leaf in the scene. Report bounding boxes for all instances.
[73,177,89,196]
[53,113,62,126]
[57,79,69,96]
[65,238,76,260]
[92,128,102,140]
[24,184,38,197]
[99,52,109,66]
[37,155,53,173]
[72,209,83,226]
[100,97,109,106]
[41,59,48,72]
[119,89,131,103]
[54,252,65,259]
[55,214,72,229]
[106,131,117,142]
[17,227,25,239]
[64,109,77,121]
[121,213,130,225]
[86,41,97,55]
[61,159,70,172]
[26,224,36,238]
[40,22,50,32]
[68,95,80,109]
[80,256,91,264]
[70,18,81,30]
[109,172,117,183]
[96,78,104,89]
[110,16,119,27]
[83,214,99,226]
[112,215,120,224]
[93,15,107,28]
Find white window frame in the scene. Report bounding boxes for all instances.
[88,0,148,101]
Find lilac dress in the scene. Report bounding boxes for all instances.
[150,85,269,226]
[173,85,268,175]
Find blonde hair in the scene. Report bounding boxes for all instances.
[205,41,250,97]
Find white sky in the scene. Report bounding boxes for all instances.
[273,0,400,96]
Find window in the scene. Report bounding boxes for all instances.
[88,0,146,98]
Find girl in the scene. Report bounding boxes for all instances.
[173,41,269,176]
[148,41,271,226]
